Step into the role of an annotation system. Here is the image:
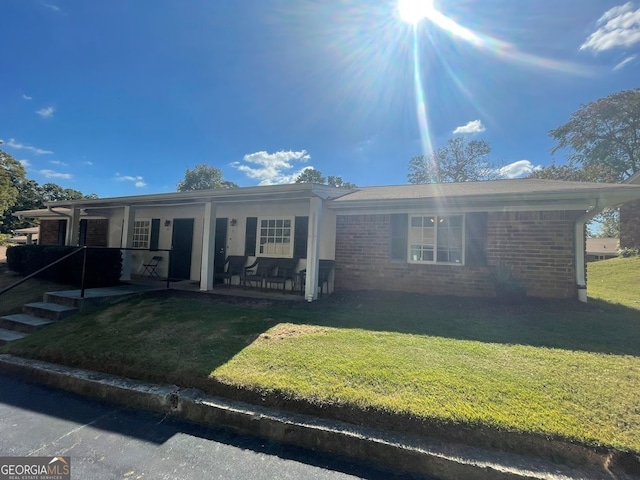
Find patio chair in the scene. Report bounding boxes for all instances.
[297,259,334,297]
[215,255,247,286]
[264,258,298,294]
[242,258,276,290]
[142,255,163,278]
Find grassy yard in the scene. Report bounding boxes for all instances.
[0,265,70,316]
[1,257,639,453]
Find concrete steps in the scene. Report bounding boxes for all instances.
[0,296,77,345]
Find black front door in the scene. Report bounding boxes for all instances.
[170,218,194,280]
[214,218,228,283]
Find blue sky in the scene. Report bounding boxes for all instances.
[1,0,639,197]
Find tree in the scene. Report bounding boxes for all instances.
[295,168,357,188]
[407,138,502,184]
[0,150,29,231]
[177,164,238,191]
[529,162,619,183]
[550,88,640,182]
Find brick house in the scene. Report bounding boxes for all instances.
[13,179,640,302]
[620,171,640,250]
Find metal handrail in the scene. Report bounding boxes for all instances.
[1,246,173,299]
[0,247,84,297]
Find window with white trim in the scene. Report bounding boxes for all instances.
[132,220,151,249]
[408,215,464,264]
[258,218,292,256]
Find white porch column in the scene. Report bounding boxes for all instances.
[200,201,217,291]
[66,207,81,246]
[304,197,322,302]
[120,205,136,281]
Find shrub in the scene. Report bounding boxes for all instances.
[618,247,639,258]
[6,245,122,288]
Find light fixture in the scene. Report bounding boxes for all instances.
[230,219,237,226]
[164,220,171,227]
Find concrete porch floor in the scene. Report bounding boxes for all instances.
[127,275,307,302]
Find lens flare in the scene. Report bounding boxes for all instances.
[397,0,434,25]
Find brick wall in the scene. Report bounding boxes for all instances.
[39,219,64,245]
[334,210,583,299]
[620,199,640,249]
[84,219,108,247]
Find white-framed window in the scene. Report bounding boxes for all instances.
[132,220,151,249]
[408,215,464,265]
[258,217,293,257]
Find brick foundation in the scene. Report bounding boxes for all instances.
[335,211,582,299]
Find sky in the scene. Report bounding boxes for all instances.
[1,0,639,198]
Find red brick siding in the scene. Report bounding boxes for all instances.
[84,219,108,247]
[39,219,64,245]
[620,200,640,249]
[335,211,582,299]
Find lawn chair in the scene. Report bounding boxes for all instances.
[215,255,247,285]
[142,255,163,278]
[242,258,276,290]
[264,258,298,294]
[297,259,334,297]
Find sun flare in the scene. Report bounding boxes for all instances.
[397,0,434,25]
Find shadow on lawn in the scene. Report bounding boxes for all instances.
[288,290,640,357]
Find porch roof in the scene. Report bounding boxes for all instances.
[39,183,352,210]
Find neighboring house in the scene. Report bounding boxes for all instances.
[585,238,618,262]
[620,171,640,250]
[11,226,39,245]
[12,179,640,302]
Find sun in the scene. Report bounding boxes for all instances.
[397,0,434,25]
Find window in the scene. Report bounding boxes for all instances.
[258,218,292,256]
[132,220,151,248]
[408,215,463,264]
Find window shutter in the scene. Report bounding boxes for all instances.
[150,218,161,251]
[293,216,309,258]
[245,217,257,256]
[390,214,408,261]
[465,212,488,267]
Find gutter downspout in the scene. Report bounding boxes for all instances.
[574,199,607,302]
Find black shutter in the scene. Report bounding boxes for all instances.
[245,217,257,256]
[57,220,67,246]
[150,218,161,251]
[465,212,488,267]
[390,214,408,261]
[79,219,88,246]
[293,216,309,258]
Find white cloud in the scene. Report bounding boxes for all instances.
[50,160,69,166]
[19,160,30,168]
[115,174,147,187]
[36,106,55,118]
[42,2,62,12]
[580,2,640,52]
[453,120,486,134]
[39,169,72,179]
[613,54,637,69]
[499,160,540,179]
[4,138,53,155]
[83,161,94,166]
[22,94,32,100]
[232,150,311,185]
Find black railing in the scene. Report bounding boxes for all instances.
[0,246,173,299]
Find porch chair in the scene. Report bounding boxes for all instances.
[242,258,276,290]
[264,258,298,294]
[297,259,335,297]
[142,255,163,278]
[215,255,247,286]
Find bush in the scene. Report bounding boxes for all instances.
[0,234,14,246]
[618,247,639,258]
[6,245,122,288]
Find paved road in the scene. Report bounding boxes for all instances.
[0,374,430,480]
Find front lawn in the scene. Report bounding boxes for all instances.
[2,258,639,454]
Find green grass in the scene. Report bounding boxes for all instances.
[0,266,69,316]
[587,256,640,308]
[2,258,640,453]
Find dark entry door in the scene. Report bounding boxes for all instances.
[214,218,228,283]
[170,218,194,280]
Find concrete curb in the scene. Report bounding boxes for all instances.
[0,354,636,480]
